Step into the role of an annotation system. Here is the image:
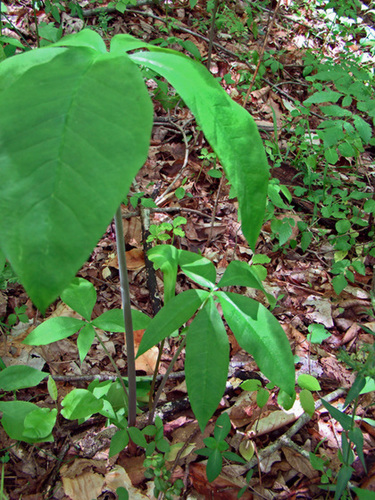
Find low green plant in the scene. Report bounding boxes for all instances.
[174,177,193,200]
[195,413,246,482]
[146,216,187,244]
[0,452,9,500]
[6,305,28,328]
[307,324,375,498]
[0,28,297,493]
[107,0,137,14]
[128,192,157,210]
[0,262,18,291]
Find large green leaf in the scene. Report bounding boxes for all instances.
[92,308,151,332]
[185,297,229,431]
[61,278,97,321]
[217,260,276,309]
[0,400,55,443]
[111,34,269,249]
[0,44,153,312]
[23,317,85,345]
[178,249,217,289]
[137,289,209,357]
[0,365,47,391]
[216,292,294,396]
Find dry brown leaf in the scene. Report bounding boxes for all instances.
[106,248,145,271]
[61,459,107,500]
[126,329,158,375]
[246,399,304,436]
[282,446,318,479]
[105,466,151,498]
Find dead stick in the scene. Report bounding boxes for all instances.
[243,0,281,107]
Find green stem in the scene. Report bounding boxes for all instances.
[93,330,128,404]
[114,205,137,427]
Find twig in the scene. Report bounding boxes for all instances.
[149,337,187,424]
[207,174,224,245]
[81,0,163,17]
[52,371,186,383]
[155,120,190,206]
[243,0,281,107]
[245,388,346,471]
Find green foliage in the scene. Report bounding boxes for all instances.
[0,262,18,291]
[138,245,295,431]
[0,29,268,313]
[195,413,246,482]
[146,216,187,244]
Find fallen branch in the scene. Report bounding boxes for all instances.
[245,388,347,471]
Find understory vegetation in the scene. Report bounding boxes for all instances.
[0,0,374,498]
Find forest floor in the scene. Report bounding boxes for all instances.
[1,0,375,498]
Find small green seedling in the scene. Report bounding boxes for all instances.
[147,217,187,244]
[195,413,246,482]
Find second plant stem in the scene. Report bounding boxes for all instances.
[114,205,137,427]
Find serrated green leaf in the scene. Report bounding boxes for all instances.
[303,91,343,105]
[23,317,85,345]
[185,298,229,431]
[61,277,97,320]
[0,365,47,391]
[321,105,352,117]
[353,115,372,143]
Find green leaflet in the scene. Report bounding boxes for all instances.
[216,291,295,396]
[0,365,47,391]
[23,317,85,345]
[128,48,269,249]
[137,289,209,357]
[185,297,229,431]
